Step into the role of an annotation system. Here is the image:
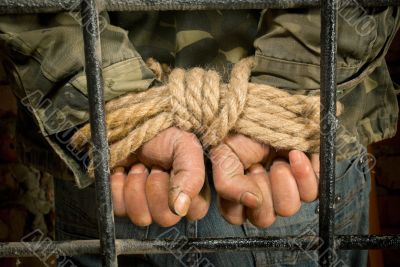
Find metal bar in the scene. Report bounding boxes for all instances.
[81,0,117,266]
[1,0,400,14]
[337,235,400,250]
[1,236,400,258]
[319,0,338,266]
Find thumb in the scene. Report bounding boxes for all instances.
[136,127,205,217]
[211,143,262,209]
[224,134,270,169]
[168,132,205,216]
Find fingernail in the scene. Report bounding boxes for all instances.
[129,165,147,174]
[151,168,164,174]
[249,164,265,174]
[174,192,191,216]
[113,167,125,174]
[240,192,260,209]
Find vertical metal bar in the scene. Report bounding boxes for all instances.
[319,0,338,266]
[81,0,118,266]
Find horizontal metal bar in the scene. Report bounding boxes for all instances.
[1,236,400,258]
[1,0,400,14]
[337,235,400,250]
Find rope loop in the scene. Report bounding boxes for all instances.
[71,57,341,176]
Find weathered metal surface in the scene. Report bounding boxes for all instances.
[337,235,400,250]
[1,0,400,14]
[319,0,338,266]
[1,236,400,257]
[81,0,117,266]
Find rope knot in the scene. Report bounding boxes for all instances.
[71,56,340,176]
[168,57,254,146]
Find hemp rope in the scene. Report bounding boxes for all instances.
[71,57,342,176]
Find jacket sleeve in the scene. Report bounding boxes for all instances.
[251,7,400,160]
[0,12,155,188]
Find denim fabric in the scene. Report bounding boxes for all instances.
[55,156,371,267]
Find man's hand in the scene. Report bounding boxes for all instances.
[210,134,319,228]
[110,127,211,227]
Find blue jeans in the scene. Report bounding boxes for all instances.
[55,156,370,267]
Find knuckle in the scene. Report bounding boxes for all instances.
[214,177,229,193]
[176,130,201,148]
[220,156,240,173]
[184,131,198,141]
[184,180,204,196]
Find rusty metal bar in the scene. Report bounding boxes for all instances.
[81,0,117,266]
[319,0,338,266]
[1,236,400,258]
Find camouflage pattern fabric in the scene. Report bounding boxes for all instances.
[0,7,399,188]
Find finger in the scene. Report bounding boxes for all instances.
[289,150,319,202]
[146,167,180,227]
[186,179,211,221]
[124,164,152,226]
[211,144,262,209]
[311,153,320,179]
[111,167,127,216]
[246,164,276,228]
[169,132,205,217]
[137,128,205,217]
[217,196,246,225]
[224,134,270,169]
[137,127,179,169]
[269,160,301,217]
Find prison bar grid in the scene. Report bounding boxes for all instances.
[0,1,400,267]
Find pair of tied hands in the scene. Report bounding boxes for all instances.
[110,127,319,228]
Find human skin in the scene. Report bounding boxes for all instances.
[110,127,319,227]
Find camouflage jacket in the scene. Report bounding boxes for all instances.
[0,7,399,188]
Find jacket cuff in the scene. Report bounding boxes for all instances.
[8,56,155,188]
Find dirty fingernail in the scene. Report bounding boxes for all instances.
[174,192,191,216]
[129,165,147,174]
[113,167,125,175]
